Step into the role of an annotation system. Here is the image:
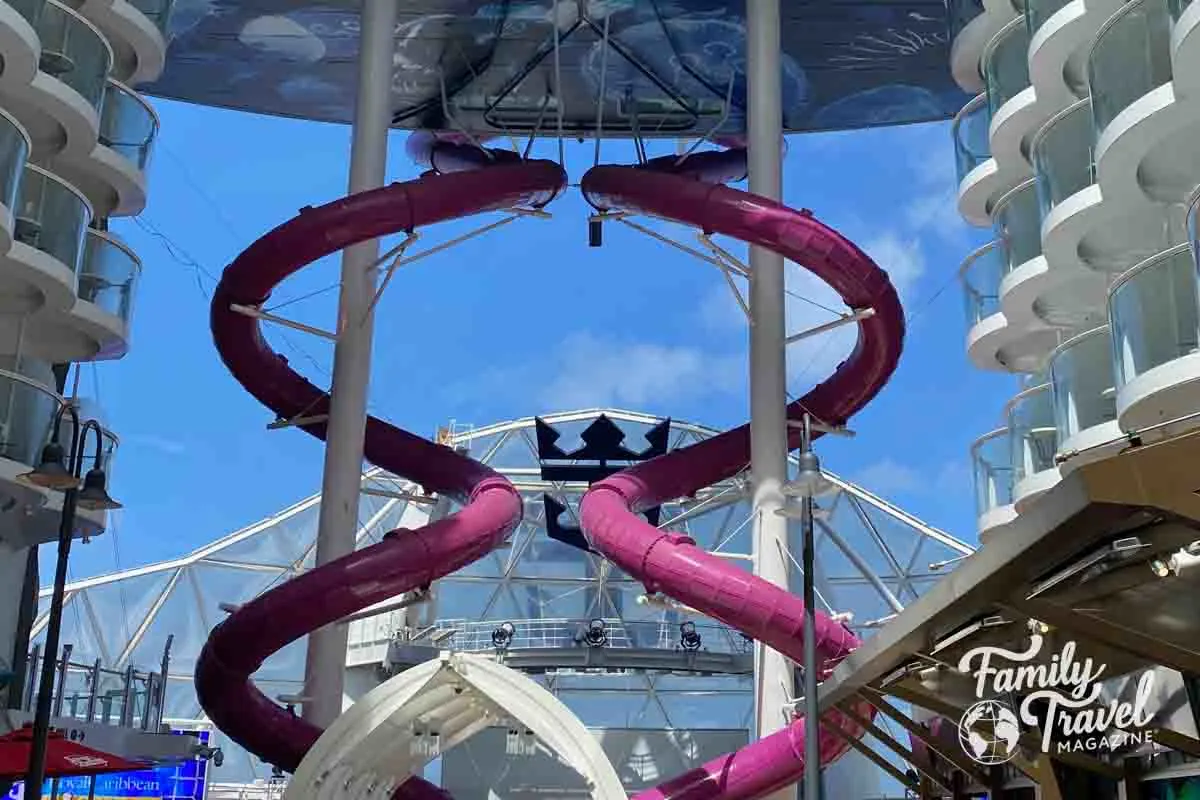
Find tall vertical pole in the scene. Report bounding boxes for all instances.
[800,417,821,800]
[745,3,796,800]
[302,0,397,729]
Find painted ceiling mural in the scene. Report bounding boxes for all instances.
[148,0,969,136]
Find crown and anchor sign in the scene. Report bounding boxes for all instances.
[535,414,671,553]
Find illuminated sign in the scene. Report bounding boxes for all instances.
[5,730,208,800]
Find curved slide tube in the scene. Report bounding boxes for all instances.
[197,142,904,800]
[578,154,905,799]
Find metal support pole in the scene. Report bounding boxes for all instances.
[745,2,795,799]
[800,417,821,800]
[24,487,81,800]
[302,0,397,729]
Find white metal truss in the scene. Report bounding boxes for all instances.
[33,408,974,784]
[287,652,626,800]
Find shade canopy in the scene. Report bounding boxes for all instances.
[148,0,969,137]
[0,726,148,779]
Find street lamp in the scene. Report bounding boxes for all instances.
[19,403,122,800]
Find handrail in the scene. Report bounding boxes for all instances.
[952,93,989,138]
[982,16,1027,77]
[1089,0,1155,70]
[970,427,1011,454]
[22,163,96,223]
[43,0,114,73]
[102,79,160,150]
[1047,323,1110,361]
[990,175,1040,219]
[0,106,32,154]
[1107,242,1193,297]
[957,240,1001,280]
[86,227,143,270]
[1187,183,1200,245]
[1029,96,1092,158]
[1002,381,1053,417]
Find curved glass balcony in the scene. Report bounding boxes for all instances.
[0,369,61,466]
[1007,383,1058,483]
[972,428,1015,519]
[100,81,159,171]
[1108,243,1199,388]
[0,110,29,215]
[1032,99,1093,216]
[1049,326,1117,443]
[1088,0,1173,138]
[8,0,113,111]
[984,19,1033,118]
[1027,0,1072,37]
[954,94,991,184]
[960,241,1005,328]
[127,0,174,34]
[55,411,120,480]
[992,178,1043,278]
[1170,0,1194,21]
[13,165,91,273]
[950,0,987,41]
[79,229,140,325]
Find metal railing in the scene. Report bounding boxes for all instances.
[952,93,990,185]
[983,18,1033,118]
[1088,0,1173,138]
[410,617,753,656]
[20,634,173,732]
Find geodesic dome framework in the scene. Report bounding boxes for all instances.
[32,408,974,785]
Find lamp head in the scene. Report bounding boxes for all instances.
[18,441,80,490]
[782,451,831,498]
[76,467,122,511]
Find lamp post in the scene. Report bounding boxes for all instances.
[19,403,122,800]
[782,414,828,800]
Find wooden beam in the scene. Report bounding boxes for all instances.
[1151,727,1200,759]
[862,692,991,786]
[1003,596,1200,675]
[818,717,918,792]
[834,702,952,794]
[883,682,1124,780]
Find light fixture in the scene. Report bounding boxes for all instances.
[76,467,123,511]
[584,618,607,648]
[18,441,79,491]
[1150,558,1170,578]
[679,621,702,651]
[782,450,833,498]
[491,621,515,649]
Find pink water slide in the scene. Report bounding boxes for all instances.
[196,141,905,800]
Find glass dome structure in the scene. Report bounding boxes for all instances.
[31,408,974,790]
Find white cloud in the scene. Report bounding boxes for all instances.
[539,332,743,409]
[853,458,972,499]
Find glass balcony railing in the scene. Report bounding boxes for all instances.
[79,229,140,325]
[1108,243,1200,389]
[55,412,119,479]
[13,165,91,274]
[984,19,1033,119]
[1088,0,1173,139]
[0,368,61,467]
[1027,0,1072,37]
[0,110,28,215]
[127,0,174,35]
[993,178,1043,278]
[100,81,158,171]
[1032,98,1094,216]
[1007,383,1059,483]
[1049,326,1118,443]
[960,241,1005,328]
[953,94,991,185]
[7,0,112,111]
[1170,0,1194,22]
[972,428,1015,519]
[950,0,987,41]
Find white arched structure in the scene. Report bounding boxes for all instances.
[285,652,627,800]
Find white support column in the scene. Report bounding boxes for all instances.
[746,3,795,800]
[302,0,398,729]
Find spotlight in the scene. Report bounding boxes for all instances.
[1150,558,1171,578]
[679,621,702,651]
[491,621,516,649]
[584,618,607,648]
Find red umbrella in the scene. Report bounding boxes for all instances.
[0,725,148,779]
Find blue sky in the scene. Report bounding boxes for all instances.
[54,98,1016,580]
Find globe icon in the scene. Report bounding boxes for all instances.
[958,700,1021,765]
